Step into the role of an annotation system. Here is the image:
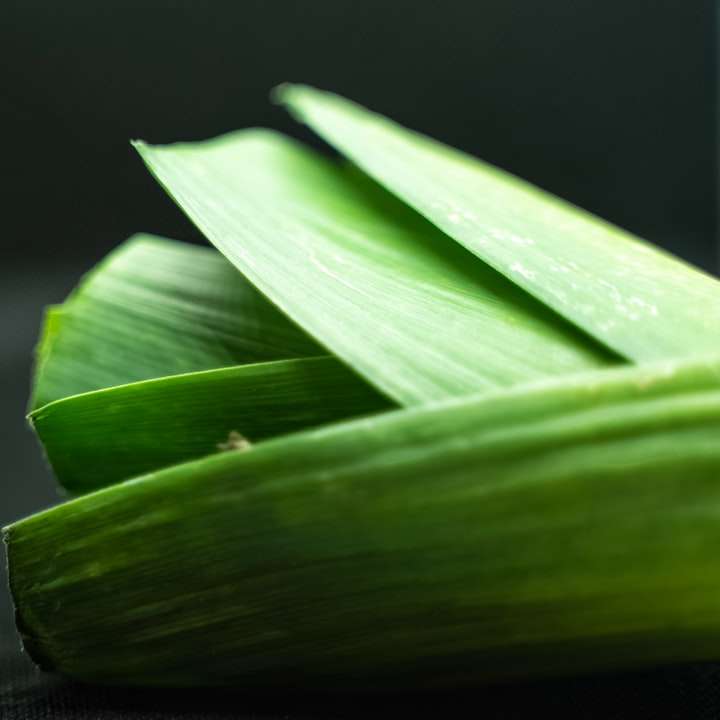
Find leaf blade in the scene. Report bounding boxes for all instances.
[134,131,614,406]
[278,84,720,363]
[31,356,390,494]
[31,233,322,409]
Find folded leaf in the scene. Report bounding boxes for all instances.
[278,84,720,362]
[31,357,389,494]
[31,234,321,409]
[134,132,613,406]
[8,356,720,687]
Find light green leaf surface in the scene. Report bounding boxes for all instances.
[31,357,389,494]
[31,234,321,410]
[134,132,614,406]
[7,356,720,686]
[278,84,720,362]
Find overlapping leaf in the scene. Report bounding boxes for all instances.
[278,84,720,362]
[134,132,613,406]
[31,357,388,494]
[30,235,385,492]
[31,233,322,409]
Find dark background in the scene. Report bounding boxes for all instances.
[1,1,717,716]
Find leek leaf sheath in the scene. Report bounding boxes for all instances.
[7,357,720,686]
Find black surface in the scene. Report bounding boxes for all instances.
[7,630,720,719]
[2,0,719,716]
[1,0,715,269]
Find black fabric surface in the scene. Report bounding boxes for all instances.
[6,618,720,720]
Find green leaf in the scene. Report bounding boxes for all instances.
[278,84,720,363]
[31,356,389,494]
[134,131,614,406]
[31,233,322,410]
[7,356,720,686]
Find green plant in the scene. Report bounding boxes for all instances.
[6,86,720,688]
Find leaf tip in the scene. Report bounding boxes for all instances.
[270,82,313,115]
[269,82,292,104]
[130,138,150,157]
